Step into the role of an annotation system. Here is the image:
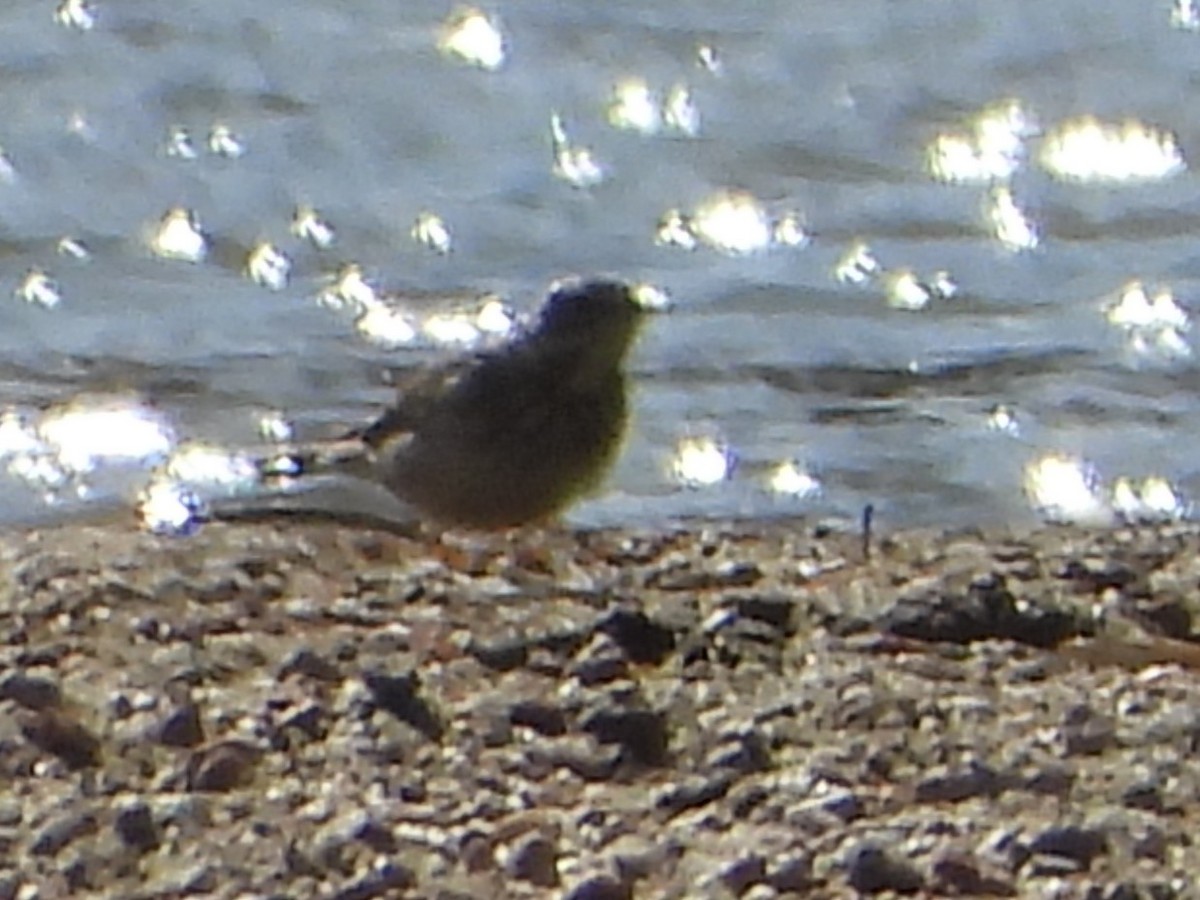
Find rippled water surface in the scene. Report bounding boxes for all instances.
[6,0,1200,530]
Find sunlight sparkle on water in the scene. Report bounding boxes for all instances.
[986,404,1020,436]
[163,126,199,161]
[1171,0,1200,29]
[608,78,661,134]
[1112,476,1187,524]
[1039,116,1185,183]
[885,270,932,311]
[412,211,453,254]
[927,100,1034,184]
[246,242,292,291]
[671,435,736,488]
[689,190,773,255]
[663,84,701,136]
[835,242,881,286]
[550,113,607,188]
[54,0,96,30]
[137,480,204,536]
[164,442,259,489]
[15,270,62,309]
[57,237,91,261]
[319,264,378,313]
[1023,453,1112,525]
[208,124,246,159]
[1104,281,1191,362]
[766,460,821,499]
[292,205,336,249]
[355,304,418,348]
[150,208,207,263]
[987,187,1039,252]
[37,397,176,475]
[438,8,506,71]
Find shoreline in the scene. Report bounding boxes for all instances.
[2,515,1197,897]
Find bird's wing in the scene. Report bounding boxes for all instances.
[356,356,479,448]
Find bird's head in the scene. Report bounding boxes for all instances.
[528,278,649,378]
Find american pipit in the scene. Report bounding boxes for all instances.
[271,277,649,529]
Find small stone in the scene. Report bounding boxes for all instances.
[363,671,443,741]
[581,706,670,766]
[599,609,676,664]
[845,844,924,894]
[1027,825,1108,869]
[914,763,1002,803]
[0,673,61,710]
[187,740,261,792]
[564,874,632,900]
[1122,780,1164,812]
[20,710,101,769]
[157,703,205,748]
[114,801,159,854]
[506,833,559,887]
[279,648,343,682]
[655,774,735,816]
[509,700,568,737]
[720,855,766,894]
[769,854,814,892]
[1062,704,1116,756]
[468,638,525,672]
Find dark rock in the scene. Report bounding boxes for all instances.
[581,706,669,766]
[505,833,559,887]
[469,638,529,671]
[281,703,326,741]
[769,854,815,892]
[883,572,1085,648]
[157,703,205,748]
[0,673,61,710]
[608,834,670,883]
[915,763,1003,803]
[1027,825,1108,869]
[720,854,766,895]
[845,843,924,894]
[20,710,101,769]
[707,730,772,773]
[570,637,629,685]
[279,647,343,682]
[563,874,632,900]
[459,830,493,873]
[599,609,676,665]
[114,801,160,854]
[530,738,622,782]
[355,818,398,854]
[187,740,261,792]
[930,852,1016,896]
[1062,704,1117,756]
[656,774,735,816]
[509,700,568,737]
[363,671,443,741]
[1024,764,1075,797]
[327,862,415,900]
[1122,781,1163,812]
[735,595,796,631]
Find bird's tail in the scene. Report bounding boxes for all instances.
[251,436,378,485]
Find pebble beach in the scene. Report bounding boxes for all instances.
[4,514,1200,898]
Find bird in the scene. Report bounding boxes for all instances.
[266,277,650,529]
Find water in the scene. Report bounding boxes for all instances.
[4,0,1200,531]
